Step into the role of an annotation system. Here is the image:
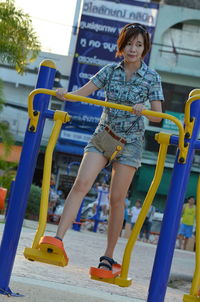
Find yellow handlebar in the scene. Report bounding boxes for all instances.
[184,90,200,140]
[28,88,186,161]
[185,93,200,126]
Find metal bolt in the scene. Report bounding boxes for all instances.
[185,132,190,139]
[33,110,38,116]
[179,157,185,163]
[29,126,35,132]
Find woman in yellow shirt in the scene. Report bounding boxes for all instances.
[178,196,196,250]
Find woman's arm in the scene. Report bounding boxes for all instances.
[149,100,162,123]
[133,100,162,123]
[56,80,99,102]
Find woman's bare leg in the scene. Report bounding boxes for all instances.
[178,234,184,249]
[104,163,136,259]
[183,237,189,250]
[56,152,107,239]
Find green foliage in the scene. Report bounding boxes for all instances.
[0,122,14,154]
[0,0,41,73]
[0,0,40,150]
[0,159,17,191]
[25,184,41,219]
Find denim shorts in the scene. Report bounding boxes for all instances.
[178,223,193,238]
[84,136,143,169]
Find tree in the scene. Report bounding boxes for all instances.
[0,159,17,191]
[0,0,41,152]
[0,0,41,73]
[26,184,42,219]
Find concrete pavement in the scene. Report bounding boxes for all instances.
[0,217,195,302]
[1,276,144,302]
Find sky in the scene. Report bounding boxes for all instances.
[14,0,78,55]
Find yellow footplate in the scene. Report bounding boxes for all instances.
[24,236,68,267]
[90,264,132,287]
[90,274,132,287]
[183,294,200,302]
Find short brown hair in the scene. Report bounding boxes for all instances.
[116,23,151,58]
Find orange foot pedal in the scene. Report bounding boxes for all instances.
[38,236,68,265]
[24,236,68,267]
[90,262,121,284]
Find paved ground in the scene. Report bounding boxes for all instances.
[0,217,195,302]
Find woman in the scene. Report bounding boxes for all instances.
[178,196,196,250]
[53,23,164,273]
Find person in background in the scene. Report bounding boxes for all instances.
[48,174,59,220]
[120,193,131,236]
[131,199,142,229]
[123,193,131,228]
[178,196,196,250]
[139,204,156,242]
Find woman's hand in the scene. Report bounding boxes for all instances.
[132,103,145,116]
[56,88,68,101]
[55,80,99,103]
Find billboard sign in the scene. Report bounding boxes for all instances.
[64,0,159,124]
[162,111,185,132]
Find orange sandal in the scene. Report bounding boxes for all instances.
[90,256,121,279]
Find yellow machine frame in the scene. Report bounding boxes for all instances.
[24,88,200,294]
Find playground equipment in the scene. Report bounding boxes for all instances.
[79,168,110,233]
[24,109,70,266]
[24,87,186,273]
[0,60,199,301]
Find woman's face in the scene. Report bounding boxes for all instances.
[122,33,145,64]
[188,197,195,205]
[135,201,141,208]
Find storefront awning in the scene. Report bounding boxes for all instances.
[55,142,84,156]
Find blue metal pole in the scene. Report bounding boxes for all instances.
[0,60,56,294]
[72,200,84,231]
[147,99,200,302]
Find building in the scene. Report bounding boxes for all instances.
[144,2,200,209]
[0,52,71,183]
[0,0,200,210]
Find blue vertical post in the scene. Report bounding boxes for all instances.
[0,60,56,294]
[147,98,200,302]
[72,200,84,231]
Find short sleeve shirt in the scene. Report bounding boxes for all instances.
[182,204,196,226]
[90,61,164,143]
